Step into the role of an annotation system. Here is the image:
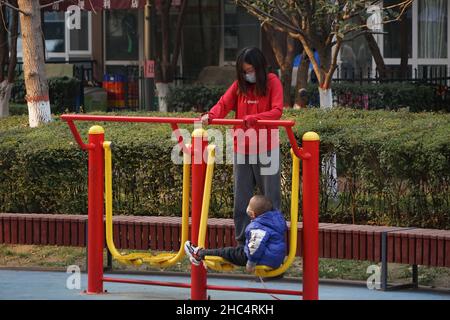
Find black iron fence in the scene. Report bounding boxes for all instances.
[330,66,450,111]
[335,66,450,86]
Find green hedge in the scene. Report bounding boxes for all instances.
[167,84,227,112]
[167,82,446,112]
[10,76,81,114]
[0,109,449,229]
[327,82,442,112]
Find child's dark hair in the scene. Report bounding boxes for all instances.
[250,195,273,215]
[235,47,268,97]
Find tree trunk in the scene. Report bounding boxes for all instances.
[318,87,333,108]
[359,16,386,80]
[155,0,188,112]
[0,5,7,84]
[0,5,9,117]
[18,0,51,127]
[364,32,386,80]
[0,1,18,118]
[293,52,309,109]
[263,24,295,108]
[399,16,409,79]
[8,2,19,84]
[0,81,13,117]
[155,82,169,112]
[317,46,334,108]
[280,65,292,107]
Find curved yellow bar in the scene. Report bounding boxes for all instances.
[202,149,300,277]
[104,141,130,262]
[158,149,191,267]
[198,145,216,248]
[254,149,300,277]
[103,141,191,267]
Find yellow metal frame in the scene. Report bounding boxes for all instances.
[198,145,216,248]
[201,149,300,277]
[104,141,191,268]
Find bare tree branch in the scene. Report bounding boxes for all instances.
[40,0,70,10]
[238,0,306,38]
[171,0,188,68]
[0,0,29,16]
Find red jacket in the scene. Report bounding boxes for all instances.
[208,73,284,154]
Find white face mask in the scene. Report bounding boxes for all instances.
[244,72,256,83]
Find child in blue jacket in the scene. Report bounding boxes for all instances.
[185,195,287,273]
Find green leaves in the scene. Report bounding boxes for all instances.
[167,84,227,112]
[10,76,81,114]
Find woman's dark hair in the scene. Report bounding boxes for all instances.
[236,47,268,96]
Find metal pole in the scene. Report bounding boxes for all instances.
[381,232,388,291]
[301,132,320,300]
[144,0,155,111]
[190,128,208,300]
[412,264,418,288]
[86,125,105,294]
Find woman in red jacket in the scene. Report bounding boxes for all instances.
[201,47,283,246]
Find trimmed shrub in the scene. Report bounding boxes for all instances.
[167,84,227,112]
[10,76,81,114]
[0,109,449,229]
[302,82,446,112]
[167,82,447,113]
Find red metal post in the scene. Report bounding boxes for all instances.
[190,128,208,300]
[87,125,105,294]
[301,132,320,300]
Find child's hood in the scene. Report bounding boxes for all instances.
[254,210,287,234]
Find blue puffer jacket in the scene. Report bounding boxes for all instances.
[244,210,287,268]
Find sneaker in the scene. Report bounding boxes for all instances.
[184,241,202,266]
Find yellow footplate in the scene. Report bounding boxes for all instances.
[114,252,178,267]
[203,256,236,272]
[203,256,275,275]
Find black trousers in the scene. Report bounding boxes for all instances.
[233,149,281,246]
[199,245,247,266]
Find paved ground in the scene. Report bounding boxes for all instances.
[1,269,449,300]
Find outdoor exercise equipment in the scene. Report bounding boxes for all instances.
[104,141,190,267]
[61,114,319,300]
[198,148,300,278]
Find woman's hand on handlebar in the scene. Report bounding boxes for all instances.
[200,113,209,126]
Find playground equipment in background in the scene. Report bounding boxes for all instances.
[102,74,125,109]
[61,114,320,300]
[102,74,139,110]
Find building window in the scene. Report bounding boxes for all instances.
[223,0,260,63]
[69,11,90,52]
[418,0,448,59]
[43,12,66,53]
[383,1,412,59]
[105,10,139,61]
[16,10,91,59]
